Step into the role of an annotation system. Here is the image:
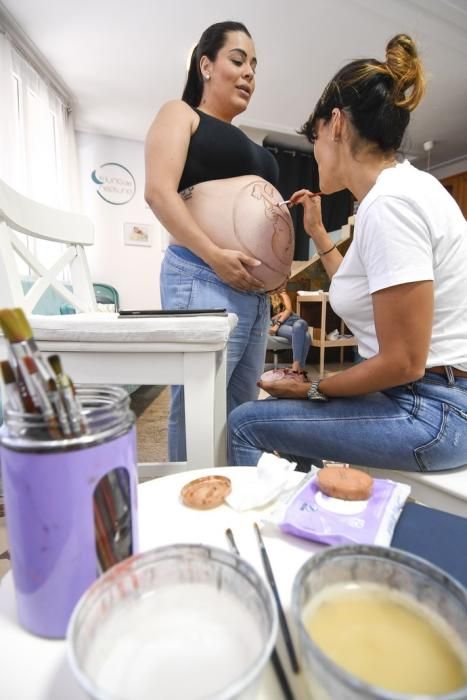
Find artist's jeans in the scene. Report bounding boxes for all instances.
[161,246,269,461]
[228,371,467,472]
[276,314,310,368]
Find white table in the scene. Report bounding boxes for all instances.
[29,312,237,479]
[0,467,317,700]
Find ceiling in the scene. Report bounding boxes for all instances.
[2,0,467,168]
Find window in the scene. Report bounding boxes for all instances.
[1,33,79,283]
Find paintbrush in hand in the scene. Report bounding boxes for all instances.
[277,192,323,207]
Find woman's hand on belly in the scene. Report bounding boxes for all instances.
[183,175,294,291]
[207,247,265,292]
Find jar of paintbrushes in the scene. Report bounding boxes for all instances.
[0,307,139,638]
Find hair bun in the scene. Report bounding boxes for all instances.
[385,33,425,111]
[387,33,418,60]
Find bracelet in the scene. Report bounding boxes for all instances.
[318,244,336,257]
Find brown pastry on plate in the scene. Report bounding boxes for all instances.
[317,466,373,501]
[181,475,232,510]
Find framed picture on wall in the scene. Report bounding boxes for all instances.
[123,222,153,247]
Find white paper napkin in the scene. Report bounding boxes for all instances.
[225,453,297,511]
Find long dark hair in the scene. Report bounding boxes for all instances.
[182,21,251,107]
[300,34,425,153]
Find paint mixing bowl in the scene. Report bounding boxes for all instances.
[67,543,277,700]
[292,545,467,700]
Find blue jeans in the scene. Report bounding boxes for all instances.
[228,370,467,472]
[276,314,310,368]
[161,247,269,461]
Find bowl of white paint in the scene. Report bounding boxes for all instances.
[67,543,277,700]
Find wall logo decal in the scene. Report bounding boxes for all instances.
[91,162,135,205]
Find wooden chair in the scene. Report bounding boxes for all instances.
[0,177,236,477]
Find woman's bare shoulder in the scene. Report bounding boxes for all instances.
[160,99,196,117]
[148,100,198,133]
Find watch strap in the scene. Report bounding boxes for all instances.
[307,379,329,401]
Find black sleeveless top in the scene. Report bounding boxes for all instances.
[178,108,279,192]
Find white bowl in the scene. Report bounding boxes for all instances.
[67,543,277,700]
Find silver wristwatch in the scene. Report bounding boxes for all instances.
[306,380,329,401]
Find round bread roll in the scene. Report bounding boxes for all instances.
[179,175,294,291]
[317,467,373,501]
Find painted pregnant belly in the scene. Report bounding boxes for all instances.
[232,179,294,289]
[183,176,295,291]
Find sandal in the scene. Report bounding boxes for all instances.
[260,368,287,382]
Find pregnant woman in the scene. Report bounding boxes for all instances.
[145,21,294,460]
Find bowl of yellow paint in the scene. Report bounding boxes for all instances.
[291,545,467,700]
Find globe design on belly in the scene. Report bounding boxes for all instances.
[232,180,294,290]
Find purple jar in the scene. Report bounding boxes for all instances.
[0,385,139,638]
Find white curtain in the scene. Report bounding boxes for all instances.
[0,31,18,188]
[1,33,81,210]
[0,31,81,276]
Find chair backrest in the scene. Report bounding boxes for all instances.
[0,177,98,314]
[93,283,120,311]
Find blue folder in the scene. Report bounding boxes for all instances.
[392,502,467,588]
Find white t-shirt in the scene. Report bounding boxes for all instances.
[330,160,467,370]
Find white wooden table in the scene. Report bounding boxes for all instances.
[1,313,237,478]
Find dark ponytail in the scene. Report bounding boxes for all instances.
[181,21,251,107]
[300,33,426,153]
[182,45,202,107]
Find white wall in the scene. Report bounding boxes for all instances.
[77,131,162,309]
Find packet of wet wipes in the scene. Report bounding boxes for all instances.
[263,468,411,546]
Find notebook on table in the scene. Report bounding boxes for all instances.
[392,502,467,588]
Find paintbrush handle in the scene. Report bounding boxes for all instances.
[258,546,300,674]
[226,527,297,699]
[271,648,297,700]
[225,528,240,555]
[47,384,72,437]
[255,524,300,674]
[278,192,323,207]
[59,384,84,436]
[2,380,24,412]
